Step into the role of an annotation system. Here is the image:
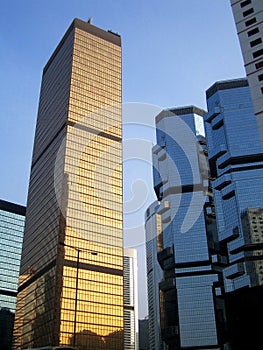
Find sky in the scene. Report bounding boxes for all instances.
[0,0,246,319]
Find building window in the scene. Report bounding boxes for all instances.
[241,0,252,7]
[245,17,257,26]
[258,74,263,82]
[250,38,262,48]
[253,49,263,59]
[261,87,263,94]
[248,27,259,37]
[255,61,263,69]
[243,8,254,17]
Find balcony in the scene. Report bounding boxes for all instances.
[225,262,245,280]
[204,106,220,123]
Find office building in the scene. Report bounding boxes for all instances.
[13,18,123,350]
[230,0,263,142]
[145,201,165,350]
[149,106,228,349]
[123,248,138,350]
[204,78,263,348]
[0,199,25,350]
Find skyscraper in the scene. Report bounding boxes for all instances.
[123,248,138,350]
[145,201,165,350]
[13,18,123,350]
[149,106,227,349]
[0,199,25,350]
[204,78,263,348]
[230,0,263,142]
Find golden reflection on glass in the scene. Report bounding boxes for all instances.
[59,26,123,348]
[13,21,123,350]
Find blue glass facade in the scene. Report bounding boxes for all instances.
[0,199,25,350]
[204,78,263,292]
[204,78,263,349]
[151,107,227,349]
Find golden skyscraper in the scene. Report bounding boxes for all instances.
[13,18,123,350]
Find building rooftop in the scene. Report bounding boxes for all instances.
[0,199,26,216]
[44,17,121,74]
[156,105,207,123]
[206,78,248,99]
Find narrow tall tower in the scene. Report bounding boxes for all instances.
[123,248,138,350]
[13,18,123,350]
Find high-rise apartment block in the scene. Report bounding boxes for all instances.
[0,199,25,350]
[13,18,123,350]
[230,0,263,142]
[148,106,228,349]
[123,248,138,350]
[204,78,263,349]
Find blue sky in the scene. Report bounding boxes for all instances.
[0,0,246,318]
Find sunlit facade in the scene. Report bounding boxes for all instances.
[150,106,228,349]
[0,199,25,350]
[13,18,123,350]
[204,78,263,349]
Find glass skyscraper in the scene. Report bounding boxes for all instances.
[204,78,263,349]
[148,106,227,349]
[145,201,165,350]
[13,18,123,350]
[0,199,25,350]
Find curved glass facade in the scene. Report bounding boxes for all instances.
[204,78,263,292]
[204,78,263,348]
[150,107,227,349]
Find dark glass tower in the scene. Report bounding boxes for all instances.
[149,106,227,349]
[13,19,123,350]
[204,78,263,349]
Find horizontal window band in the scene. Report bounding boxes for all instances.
[218,153,263,169]
[124,305,135,311]
[68,120,122,142]
[0,289,17,297]
[64,259,123,276]
[230,242,263,255]
[18,259,57,293]
[31,122,67,169]
[222,190,235,200]
[175,269,217,279]
[174,259,211,270]
[0,199,26,216]
[163,183,206,197]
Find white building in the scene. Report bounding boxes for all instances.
[230,0,263,142]
[123,248,139,349]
